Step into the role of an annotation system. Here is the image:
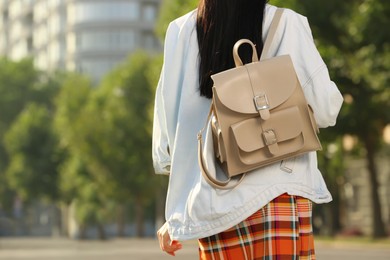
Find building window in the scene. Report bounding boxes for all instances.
[74,2,140,23]
[142,4,157,22]
[76,31,137,51]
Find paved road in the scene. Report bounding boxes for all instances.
[0,238,389,260]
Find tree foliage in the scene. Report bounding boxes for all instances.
[0,58,39,135]
[77,52,156,201]
[54,73,92,151]
[4,104,61,202]
[53,74,116,238]
[0,58,61,210]
[53,53,159,237]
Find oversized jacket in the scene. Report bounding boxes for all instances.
[152,4,344,240]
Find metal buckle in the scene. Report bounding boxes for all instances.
[253,93,270,111]
[262,129,277,146]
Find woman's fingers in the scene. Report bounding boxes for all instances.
[167,240,183,256]
[157,224,167,252]
[162,233,182,255]
[157,223,183,256]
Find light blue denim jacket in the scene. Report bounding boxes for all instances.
[152,5,343,240]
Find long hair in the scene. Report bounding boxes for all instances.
[196,0,268,98]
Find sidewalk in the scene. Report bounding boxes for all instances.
[0,237,389,260]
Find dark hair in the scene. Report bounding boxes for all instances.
[196,0,268,98]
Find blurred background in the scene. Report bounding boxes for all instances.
[0,0,389,243]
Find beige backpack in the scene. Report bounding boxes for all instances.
[197,9,322,189]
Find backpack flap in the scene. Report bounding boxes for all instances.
[211,55,298,117]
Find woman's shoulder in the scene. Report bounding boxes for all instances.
[266,4,307,23]
[265,3,312,40]
[166,9,197,37]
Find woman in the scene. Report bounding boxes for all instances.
[153,0,343,258]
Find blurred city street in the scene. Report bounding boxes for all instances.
[0,237,389,260]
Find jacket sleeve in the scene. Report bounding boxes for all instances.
[152,69,171,175]
[296,16,344,128]
[152,22,179,175]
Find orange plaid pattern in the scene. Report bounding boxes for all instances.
[198,194,315,259]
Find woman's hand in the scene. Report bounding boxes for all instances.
[157,222,183,256]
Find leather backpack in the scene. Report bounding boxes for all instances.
[197,9,322,189]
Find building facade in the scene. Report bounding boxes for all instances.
[0,0,161,82]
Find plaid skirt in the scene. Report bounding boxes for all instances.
[198,194,315,260]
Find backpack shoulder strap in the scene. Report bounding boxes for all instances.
[260,8,284,61]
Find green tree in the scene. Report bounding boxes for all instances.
[4,103,61,202]
[54,73,112,238]
[0,58,39,211]
[54,73,92,150]
[59,155,113,239]
[0,58,62,212]
[0,59,40,135]
[55,54,158,237]
[80,52,156,237]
